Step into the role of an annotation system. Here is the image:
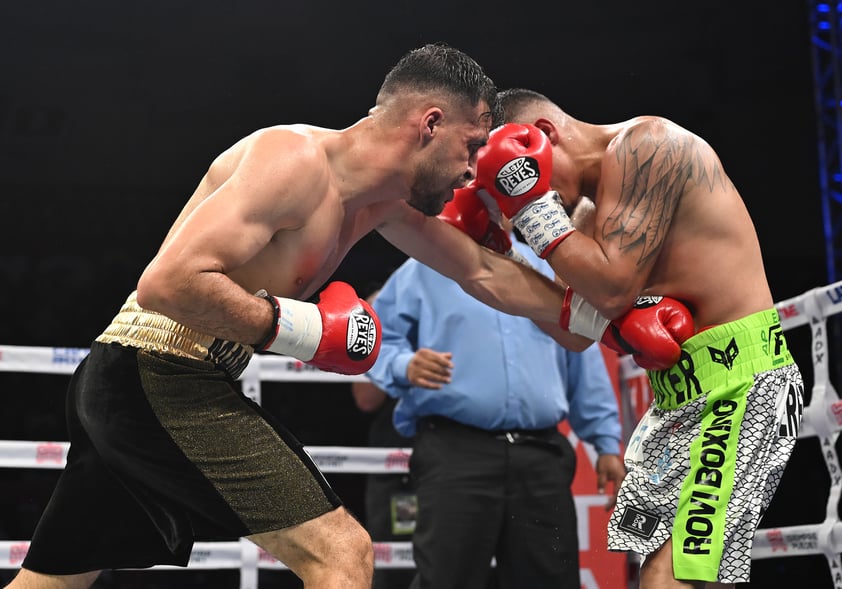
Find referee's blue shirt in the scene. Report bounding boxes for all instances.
[365,239,622,456]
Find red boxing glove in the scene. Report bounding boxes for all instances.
[476,123,553,218]
[560,290,694,371]
[438,182,513,255]
[475,123,574,258]
[602,296,695,371]
[257,281,381,375]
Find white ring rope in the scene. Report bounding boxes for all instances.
[1,281,841,586]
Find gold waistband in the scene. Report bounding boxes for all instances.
[95,291,253,379]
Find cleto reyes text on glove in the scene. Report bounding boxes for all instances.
[475,123,575,258]
[255,281,381,375]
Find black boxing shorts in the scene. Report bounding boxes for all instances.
[22,341,342,574]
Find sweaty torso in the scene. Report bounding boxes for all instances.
[159,124,387,302]
[599,117,773,328]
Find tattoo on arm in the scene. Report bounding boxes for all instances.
[601,126,729,267]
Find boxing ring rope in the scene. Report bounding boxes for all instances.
[1,281,841,587]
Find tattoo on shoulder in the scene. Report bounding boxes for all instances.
[601,125,729,266]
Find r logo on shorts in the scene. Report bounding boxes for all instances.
[618,506,660,539]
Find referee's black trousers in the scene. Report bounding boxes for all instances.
[408,416,580,589]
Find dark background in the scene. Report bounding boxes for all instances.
[0,1,833,587]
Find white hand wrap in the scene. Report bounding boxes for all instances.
[255,290,322,360]
[562,290,610,341]
[511,191,575,257]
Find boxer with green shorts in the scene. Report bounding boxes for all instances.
[492,87,807,588]
[607,308,803,583]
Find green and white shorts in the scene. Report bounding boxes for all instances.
[608,308,804,583]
